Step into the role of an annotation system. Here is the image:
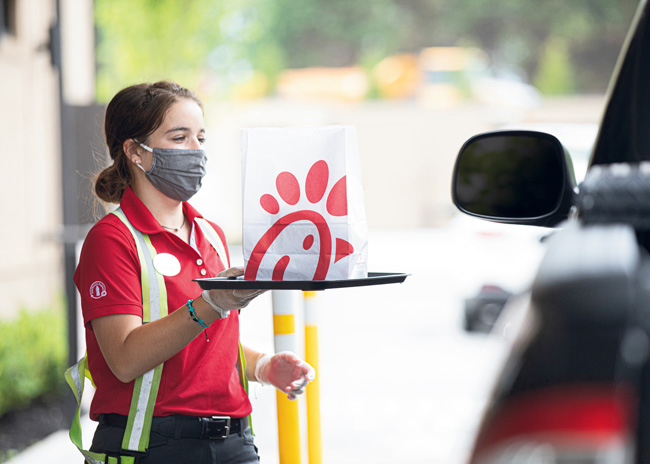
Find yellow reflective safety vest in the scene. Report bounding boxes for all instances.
[65,208,248,464]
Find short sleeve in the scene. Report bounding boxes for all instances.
[74,219,144,326]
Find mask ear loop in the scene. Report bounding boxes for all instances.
[132,138,154,174]
[134,139,154,153]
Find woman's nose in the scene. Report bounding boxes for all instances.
[189,138,202,149]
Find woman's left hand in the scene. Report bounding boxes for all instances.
[255,352,315,400]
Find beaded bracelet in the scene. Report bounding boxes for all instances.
[187,299,209,342]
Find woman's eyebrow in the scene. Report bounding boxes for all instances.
[165,127,205,134]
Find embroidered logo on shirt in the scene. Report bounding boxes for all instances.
[90,281,107,299]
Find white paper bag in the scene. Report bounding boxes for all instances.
[241,125,368,281]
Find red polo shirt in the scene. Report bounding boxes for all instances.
[74,187,252,421]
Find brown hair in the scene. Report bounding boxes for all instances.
[94,81,203,204]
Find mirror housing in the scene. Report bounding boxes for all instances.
[451,130,577,227]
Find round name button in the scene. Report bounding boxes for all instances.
[153,253,181,277]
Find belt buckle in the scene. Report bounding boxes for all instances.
[205,416,231,439]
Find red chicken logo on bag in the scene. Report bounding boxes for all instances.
[245,160,354,281]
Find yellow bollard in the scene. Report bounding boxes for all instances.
[304,291,322,464]
[272,291,302,464]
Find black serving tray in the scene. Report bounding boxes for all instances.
[194,272,409,291]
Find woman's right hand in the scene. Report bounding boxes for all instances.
[202,266,266,318]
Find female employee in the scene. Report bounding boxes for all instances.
[73,81,314,463]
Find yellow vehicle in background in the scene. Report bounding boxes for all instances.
[416,46,487,106]
[274,45,538,110]
[372,46,487,105]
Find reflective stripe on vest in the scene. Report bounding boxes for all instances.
[112,208,168,452]
[64,357,107,464]
[65,207,167,461]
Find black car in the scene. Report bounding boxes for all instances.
[451,1,650,462]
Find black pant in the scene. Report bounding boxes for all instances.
[89,416,260,463]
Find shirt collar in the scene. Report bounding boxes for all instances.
[120,186,205,234]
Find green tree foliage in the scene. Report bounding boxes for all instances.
[437,0,638,92]
[94,0,640,101]
[535,38,576,96]
[261,0,403,68]
[95,0,228,101]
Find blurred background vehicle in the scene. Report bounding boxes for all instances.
[463,284,512,333]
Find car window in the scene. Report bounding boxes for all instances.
[592,2,650,166]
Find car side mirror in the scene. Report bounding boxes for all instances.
[451,130,576,227]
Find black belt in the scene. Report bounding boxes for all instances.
[100,414,245,440]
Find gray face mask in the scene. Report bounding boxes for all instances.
[135,141,207,201]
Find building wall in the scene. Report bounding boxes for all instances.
[0,0,62,317]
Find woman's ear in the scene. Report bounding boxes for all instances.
[123,139,143,166]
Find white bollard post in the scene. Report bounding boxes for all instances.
[271,290,301,464]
